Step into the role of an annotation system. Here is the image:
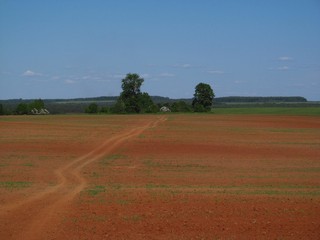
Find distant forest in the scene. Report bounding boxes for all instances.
[1,96,318,115]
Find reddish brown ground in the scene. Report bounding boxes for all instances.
[0,114,319,239]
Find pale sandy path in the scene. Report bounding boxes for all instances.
[0,116,166,240]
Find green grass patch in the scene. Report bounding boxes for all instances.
[86,185,106,196]
[143,159,210,171]
[21,163,34,167]
[0,181,32,190]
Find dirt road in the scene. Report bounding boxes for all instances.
[0,116,166,240]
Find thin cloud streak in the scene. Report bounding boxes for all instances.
[277,66,289,71]
[279,56,293,61]
[22,70,42,77]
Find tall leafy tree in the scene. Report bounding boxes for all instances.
[192,83,215,112]
[117,73,155,113]
[120,73,143,113]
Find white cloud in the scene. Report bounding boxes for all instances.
[111,74,126,79]
[279,56,293,61]
[22,70,42,77]
[65,79,76,84]
[277,66,289,71]
[181,64,191,68]
[172,63,192,68]
[207,70,224,74]
[51,76,61,80]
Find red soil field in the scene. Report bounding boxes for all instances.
[0,114,319,239]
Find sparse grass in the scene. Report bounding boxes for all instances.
[140,183,320,197]
[146,183,170,189]
[90,171,101,178]
[122,214,143,223]
[0,181,32,190]
[86,185,106,196]
[143,159,210,172]
[268,128,311,133]
[116,199,131,205]
[108,183,122,190]
[22,163,34,167]
[100,154,126,166]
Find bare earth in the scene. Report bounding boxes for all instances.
[0,114,319,239]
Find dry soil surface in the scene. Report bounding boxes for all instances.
[0,114,319,239]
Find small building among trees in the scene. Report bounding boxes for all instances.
[160,106,171,112]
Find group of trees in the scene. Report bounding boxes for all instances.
[84,73,214,114]
[15,99,45,115]
[112,73,158,114]
[110,73,214,114]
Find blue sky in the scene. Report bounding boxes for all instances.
[1,0,320,100]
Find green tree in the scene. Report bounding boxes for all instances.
[192,83,214,112]
[0,104,4,115]
[100,106,110,114]
[111,98,126,114]
[171,101,192,112]
[119,73,143,113]
[29,99,45,111]
[85,103,98,114]
[138,92,158,113]
[116,73,156,113]
[16,103,28,115]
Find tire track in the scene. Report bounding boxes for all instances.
[0,116,166,240]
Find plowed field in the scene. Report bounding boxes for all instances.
[0,114,319,239]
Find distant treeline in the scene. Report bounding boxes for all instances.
[0,96,317,115]
[214,96,307,103]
